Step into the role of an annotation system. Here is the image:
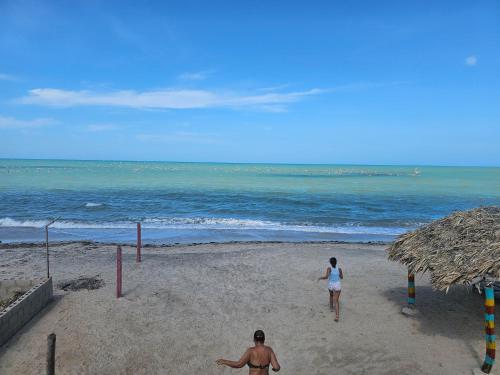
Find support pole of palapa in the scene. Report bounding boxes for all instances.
[407,270,415,307]
[481,285,495,373]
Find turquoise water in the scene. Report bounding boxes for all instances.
[0,159,499,243]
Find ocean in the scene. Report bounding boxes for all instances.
[0,159,499,244]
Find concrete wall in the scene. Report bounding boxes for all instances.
[0,277,53,347]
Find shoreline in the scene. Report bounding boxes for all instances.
[0,238,392,250]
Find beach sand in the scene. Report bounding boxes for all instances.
[0,242,492,374]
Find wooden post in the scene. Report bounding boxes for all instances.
[47,333,56,375]
[408,271,415,306]
[116,246,122,298]
[136,223,141,263]
[45,225,50,279]
[481,286,495,373]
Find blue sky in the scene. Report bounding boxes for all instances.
[0,1,499,166]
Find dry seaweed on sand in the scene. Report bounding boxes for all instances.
[58,276,105,291]
[0,291,25,310]
[387,206,500,291]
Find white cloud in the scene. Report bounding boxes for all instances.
[18,87,325,110]
[0,73,17,81]
[136,131,219,144]
[178,71,211,81]
[0,115,57,129]
[465,55,477,66]
[86,124,118,132]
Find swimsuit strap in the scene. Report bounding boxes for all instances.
[248,361,270,369]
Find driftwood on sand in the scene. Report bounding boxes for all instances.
[387,206,500,291]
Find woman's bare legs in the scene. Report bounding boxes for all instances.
[329,290,334,311]
[333,290,341,321]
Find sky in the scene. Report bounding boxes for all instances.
[0,0,499,166]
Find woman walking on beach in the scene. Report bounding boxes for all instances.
[318,257,343,321]
[216,330,281,374]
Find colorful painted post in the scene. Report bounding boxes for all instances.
[481,286,495,374]
[408,271,415,306]
[116,246,122,298]
[136,222,141,263]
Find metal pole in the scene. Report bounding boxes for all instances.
[481,286,496,373]
[45,225,50,279]
[46,333,56,375]
[44,218,59,279]
[116,246,122,298]
[136,223,141,263]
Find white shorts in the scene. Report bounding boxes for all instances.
[328,282,341,292]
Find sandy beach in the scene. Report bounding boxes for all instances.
[0,241,491,374]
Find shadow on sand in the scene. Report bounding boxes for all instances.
[383,284,486,364]
[0,294,64,359]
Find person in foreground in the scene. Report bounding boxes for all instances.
[216,330,281,374]
[318,256,343,321]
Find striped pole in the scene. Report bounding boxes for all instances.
[408,271,415,306]
[482,286,495,373]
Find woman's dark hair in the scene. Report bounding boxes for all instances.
[330,257,337,268]
[254,330,265,343]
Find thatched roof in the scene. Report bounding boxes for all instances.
[387,207,500,291]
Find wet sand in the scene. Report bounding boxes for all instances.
[0,241,490,374]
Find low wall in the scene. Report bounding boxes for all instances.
[0,277,53,347]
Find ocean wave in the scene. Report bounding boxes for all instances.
[84,202,104,207]
[0,216,409,235]
[0,218,52,228]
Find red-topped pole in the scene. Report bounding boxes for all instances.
[136,223,142,263]
[116,246,122,298]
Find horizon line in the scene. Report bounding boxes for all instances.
[0,157,498,169]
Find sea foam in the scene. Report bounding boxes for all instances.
[0,216,408,235]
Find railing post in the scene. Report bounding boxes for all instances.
[45,225,50,279]
[408,271,415,306]
[116,246,122,298]
[136,223,141,263]
[44,218,59,279]
[481,286,495,373]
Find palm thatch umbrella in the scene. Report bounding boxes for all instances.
[387,206,500,374]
